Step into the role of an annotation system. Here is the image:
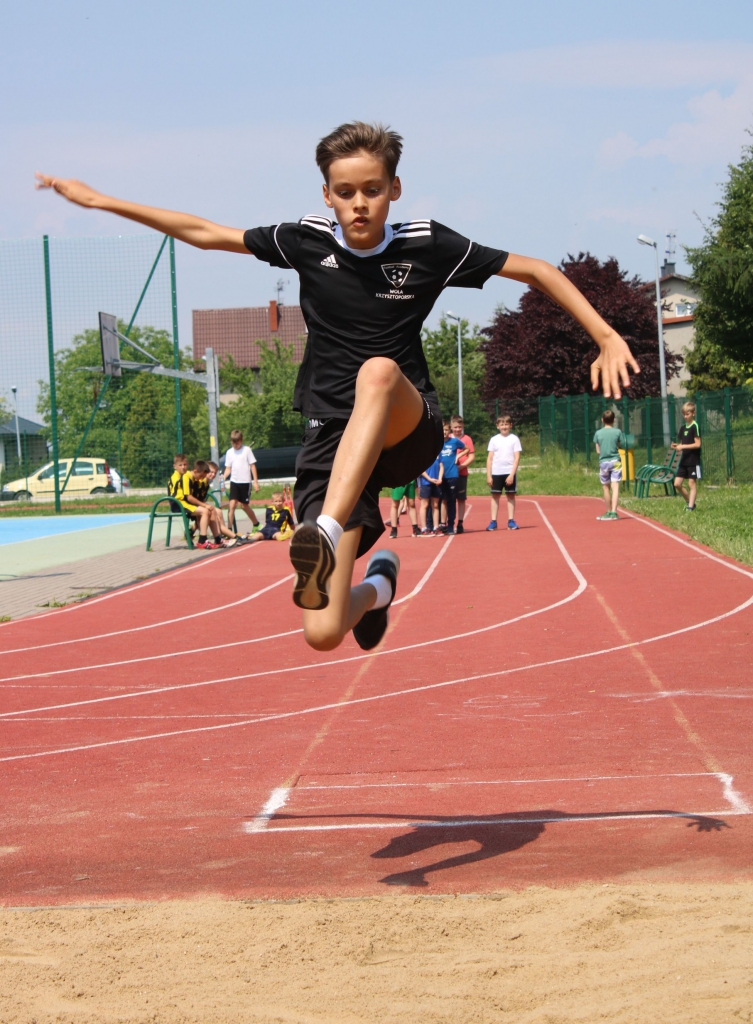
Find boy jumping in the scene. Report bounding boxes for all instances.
[37,120,639,652]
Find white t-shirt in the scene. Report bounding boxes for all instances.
[487,432,522,475]
[225,445,256,484]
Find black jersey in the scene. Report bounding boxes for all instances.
[265,505,295,530]
[677,421,701,466]
[243,218,508,418]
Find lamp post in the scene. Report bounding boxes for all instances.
[445,311,463,418]
[10,386,22,463]
[637,234,671,444]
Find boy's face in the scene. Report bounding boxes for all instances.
[176,459,188,475]
[451,422,464,438]
[192,468,207,480]
[231,438,243,449]
[323,151,401,249]
[272,496,284,510]
[206,467,216,481]
[498,421,511,435]
[443,424,451,439]
[683,408,694,422]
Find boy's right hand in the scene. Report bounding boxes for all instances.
[486,476,493,487]
[35,174,102,208]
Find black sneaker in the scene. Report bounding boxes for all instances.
[456,520,464,534]
[412,524,420,537]
[352,550,400,651]
[290,522,336,610]
[389,527,398,539]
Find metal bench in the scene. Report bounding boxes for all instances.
[145,491,220,551]
[634,449,680,498]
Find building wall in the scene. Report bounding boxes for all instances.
[192,302,308,375]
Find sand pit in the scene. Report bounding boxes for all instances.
[2,883,752,1023]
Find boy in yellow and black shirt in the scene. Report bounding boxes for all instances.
[168,453,189,510]
[247,492,295,543]
[179,460,239,549]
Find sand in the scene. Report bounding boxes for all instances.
[2,884,752,1023]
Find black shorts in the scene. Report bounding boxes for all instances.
[676,463,701,480]
[229,481,251,503]
[456,476,468,501]
[491,473,517,494]
[260,524,278,540]
[294,392,443,559]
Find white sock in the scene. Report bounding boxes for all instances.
[367,573,393,610]
[316,514,343,551]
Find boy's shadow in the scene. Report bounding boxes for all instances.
[369,810,728,887]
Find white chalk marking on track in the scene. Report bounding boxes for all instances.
[244,787,292,833]
[716,772,752,813]
[0,538,260,633]
[296,771,727,790]
[0,567,291,658]
[250,809,750,834]
[0,500,583,717]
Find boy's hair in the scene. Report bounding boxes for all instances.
[602,410,616,425]
[207,461,218,471]
[315,121,403,182]
[230,429,243,442]
[450,415,464,426]
[442,419,451,428]
[682,401,696,414]
[193,459,209,474]
[497,415,513,425]
[173,453,187,466]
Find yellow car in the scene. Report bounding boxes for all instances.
[2,457,114,501]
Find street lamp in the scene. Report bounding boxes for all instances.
[10,386,22,463]
[637,234,670,444]
[445,311,463,418]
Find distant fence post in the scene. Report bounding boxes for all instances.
[42,235,61,513]
[566,395,573,461]
[645,396,652,465]
[724,386,733,480]
[583,393,590,463]
[169,237,183,452]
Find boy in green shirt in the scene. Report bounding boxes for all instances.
[593,410,626,521]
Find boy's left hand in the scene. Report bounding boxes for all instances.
[590,329,640,399]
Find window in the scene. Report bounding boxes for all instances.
[38,461,68,480]
[71,461,94,476]
[96,463,107,475]
[675,301,697,317]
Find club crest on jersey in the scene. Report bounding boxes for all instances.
[381,263,412,288]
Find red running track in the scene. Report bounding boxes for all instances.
[1,496,751,905]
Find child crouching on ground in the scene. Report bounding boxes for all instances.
[593,409,626,521]
[247,492,296,542]
[486,415,522,530]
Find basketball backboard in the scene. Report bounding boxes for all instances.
[98,312,121,377]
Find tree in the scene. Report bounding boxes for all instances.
[482,252,681,411]
[686,138,753,366]
[206,339,306,449]
[422,317,494,441]
[37,323,206,486]
[0,396,10,426]
[683,335,752,393]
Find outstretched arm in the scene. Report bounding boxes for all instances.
[34,174,248,254]
[499,254,640,399]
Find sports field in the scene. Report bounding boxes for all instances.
[1,496,752,1022]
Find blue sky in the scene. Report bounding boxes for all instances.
[2,0,753,417]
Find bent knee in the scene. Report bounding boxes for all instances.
[356,357,401,392]
[303,619,346,652]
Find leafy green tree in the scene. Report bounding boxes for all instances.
[0,396,10,426]
[422,317,494,442]
[686,138,753,365]
[37,322,205,486]
[201,339,306,451]
[683,335,752,393]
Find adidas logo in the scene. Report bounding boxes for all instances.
[321,254,339,268]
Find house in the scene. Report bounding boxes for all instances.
[192,301,307,403]
[0,415,49,475]
[643,258,700,396]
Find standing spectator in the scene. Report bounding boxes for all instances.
[451,414,475,534]
[438,420,466,535]
[389,481,419,539]
[418,458,443,536]
[671,401,702,512]
[593,409,626,521]
[223,429,260,534]
[486,415,522,531]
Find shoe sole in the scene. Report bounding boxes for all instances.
[290,523,335,610]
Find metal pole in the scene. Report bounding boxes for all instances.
[652,246,671,445]
[11,389,21,462]
[457,317,463,419]
[43,235,61,513]
[206,346,219,465]
[169,237,183,450]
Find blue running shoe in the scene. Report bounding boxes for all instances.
[486,521,497,531]
[508,519,519,530]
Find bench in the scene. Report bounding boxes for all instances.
[146,491,221,551]
[634,449,680,498]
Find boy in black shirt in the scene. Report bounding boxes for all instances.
[37,121,640,653]
[672,401,702,511]
[247,492,296,542]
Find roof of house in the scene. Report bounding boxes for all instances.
[0,414,45,436]
[192,301,308,370]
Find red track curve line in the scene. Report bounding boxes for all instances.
[0,520,462,684]
[1,500,586,718]
[3,587,751,764]
[0,570,293,658]
[0,543,260,632]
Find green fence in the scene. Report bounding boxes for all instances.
[538,387,753,485]
[0,234,200,507]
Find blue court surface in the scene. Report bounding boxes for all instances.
[0,514,148,546]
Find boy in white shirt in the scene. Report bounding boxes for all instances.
[222,429,260,534]
[486,415,522,531]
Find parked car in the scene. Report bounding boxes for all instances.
[108,467,130,494]
[1,457,113,500]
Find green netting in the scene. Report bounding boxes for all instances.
[538,387,753,484]
[0,234,206,499]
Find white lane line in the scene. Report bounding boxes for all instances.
[716,772,752,813]
[0,539,260,634]
[392,501,470,606]
[2,589,752,762]
[296,771,726,791]
[244,787,292,833]
[0,567,291,658]
[608,690,753,703]
[0,498,583,717]
[250,809,750,834]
